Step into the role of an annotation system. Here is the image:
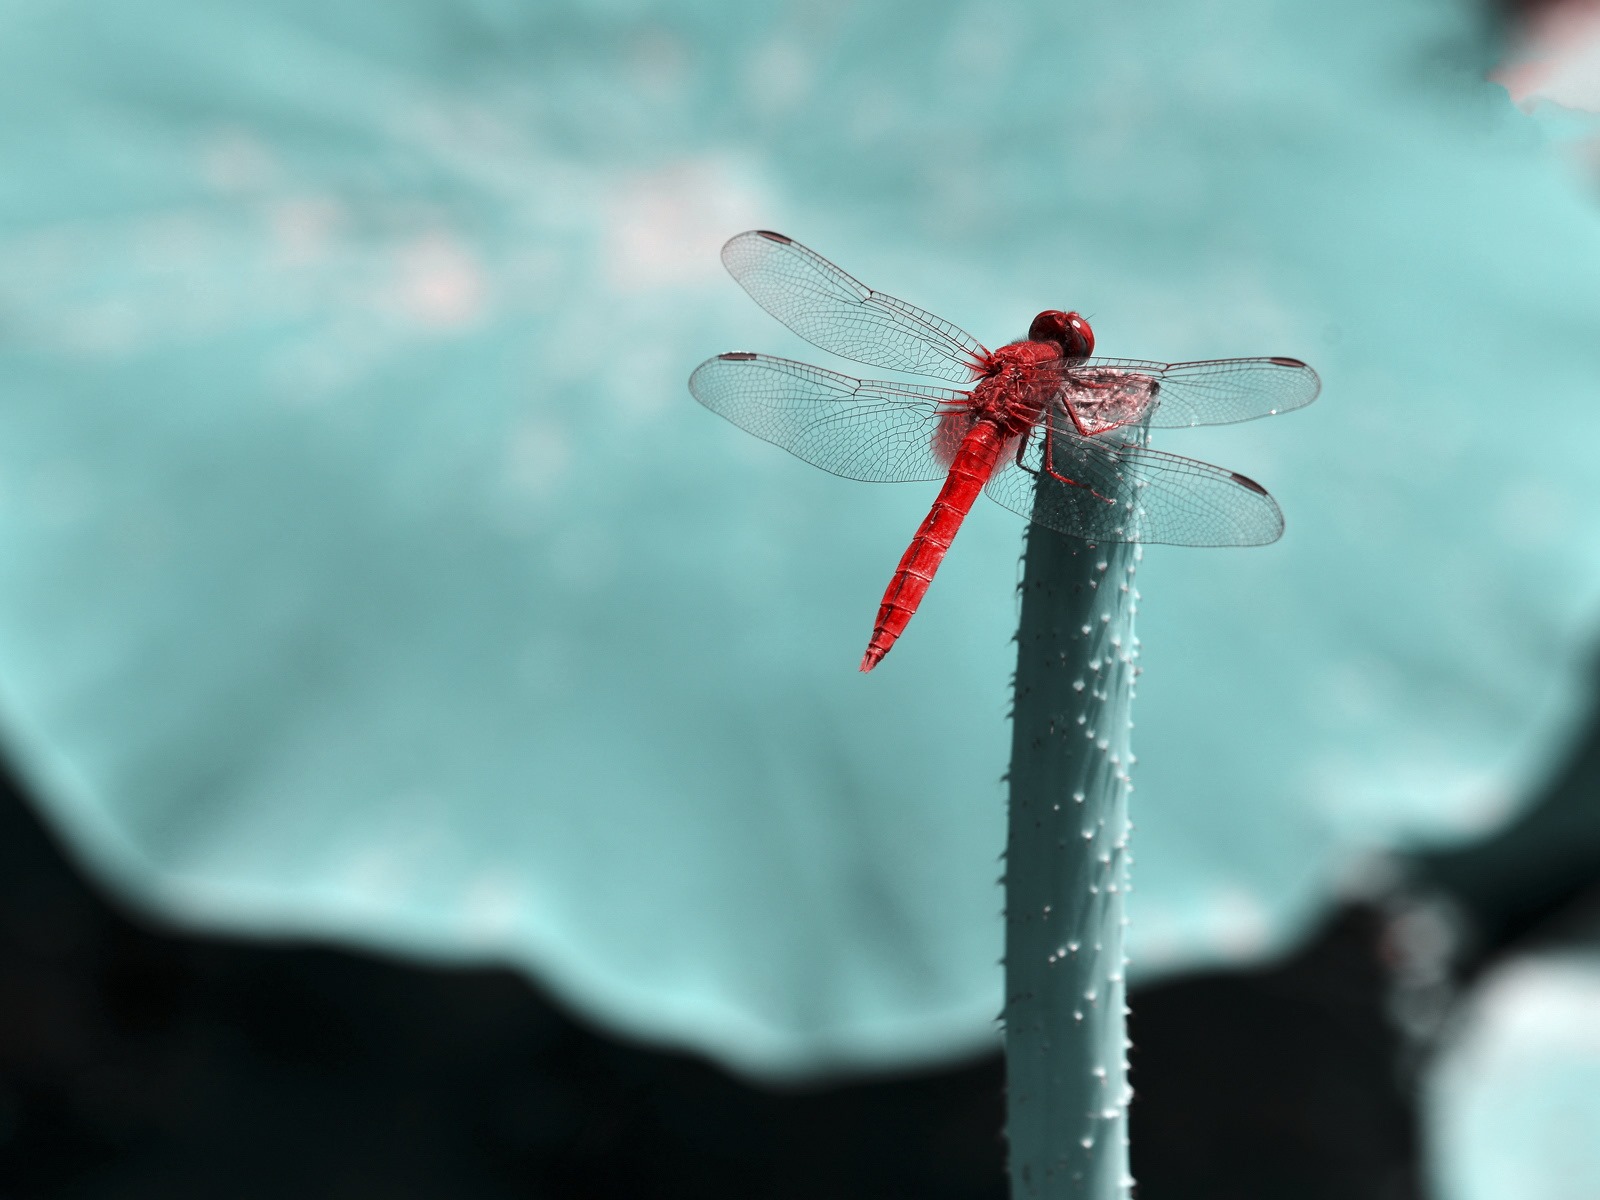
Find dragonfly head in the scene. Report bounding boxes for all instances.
[1029,310,1095,361]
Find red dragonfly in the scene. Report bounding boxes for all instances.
[690,231,1319,672]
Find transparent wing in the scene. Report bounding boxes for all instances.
[1050,357,1320,429]
[983,415,1285,547]
[689,352,971,483]
[720,230,990,384]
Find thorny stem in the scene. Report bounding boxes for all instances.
[1003,504,1141,1197]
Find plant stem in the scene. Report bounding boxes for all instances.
[1004,515,1140,1199]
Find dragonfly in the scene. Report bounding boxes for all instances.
[689,231,1319,672]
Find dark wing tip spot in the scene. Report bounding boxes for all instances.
[1269,356,1307,368]
[718,351,758,361]
[1230,471,1270,495]
[754,230,792,243]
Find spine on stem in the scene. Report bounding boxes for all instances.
[1003,498,1141,1197]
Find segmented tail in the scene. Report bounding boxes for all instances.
[861,422,1009,671]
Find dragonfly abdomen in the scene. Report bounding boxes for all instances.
[860,422,1010,672]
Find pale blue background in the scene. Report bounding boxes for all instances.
[3,0,1600,1112]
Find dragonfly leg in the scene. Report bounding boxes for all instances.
[1042,431,1113,505]
[1013,431,1039,475]
[1061,399,1094,438]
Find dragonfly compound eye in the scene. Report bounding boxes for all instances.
[1029,310,1095,360]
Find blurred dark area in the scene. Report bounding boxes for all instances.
[1413,681,1600,975]
[4,694,1600,1198]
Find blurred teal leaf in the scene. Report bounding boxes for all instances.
[2,0,1600,1078]
[1427,950,1600,1200]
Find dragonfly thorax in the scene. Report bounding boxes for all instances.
[970,343,1059,434]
